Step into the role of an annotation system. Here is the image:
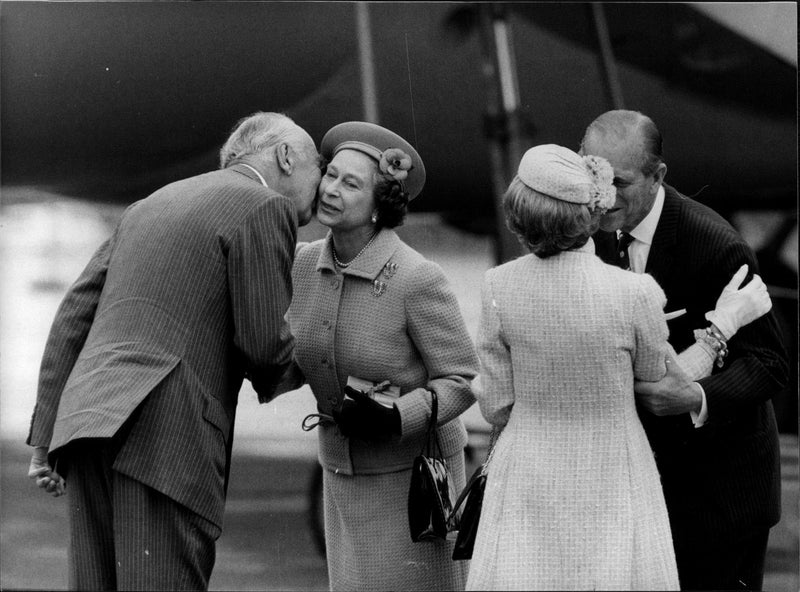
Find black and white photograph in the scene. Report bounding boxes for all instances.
[1,2,796,590]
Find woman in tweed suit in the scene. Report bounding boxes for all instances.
[277,122,477,590]
[465,145,771,591]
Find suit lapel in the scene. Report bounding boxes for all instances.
[593,230,617,265]
[646,185,681,287]
[342,229,401,280]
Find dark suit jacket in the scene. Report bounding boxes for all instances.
[27,164,297,528]
[594,184,788,546]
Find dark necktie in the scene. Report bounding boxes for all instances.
[616,232,635,271]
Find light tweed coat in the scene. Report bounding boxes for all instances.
[286,228,478,591]
[466,241,680,591]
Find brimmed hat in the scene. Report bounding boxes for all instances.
[320,121,426,200]
[517,144,616,212]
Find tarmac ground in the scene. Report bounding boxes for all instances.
[1,204,797,590]
[1,435,797,591]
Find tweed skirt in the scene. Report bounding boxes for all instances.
[323,451,468,591]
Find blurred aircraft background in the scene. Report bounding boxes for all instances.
[1,1,797,429]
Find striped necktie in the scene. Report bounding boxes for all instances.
[616,232,635,271]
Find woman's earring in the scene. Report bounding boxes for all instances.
[371,212,378,224]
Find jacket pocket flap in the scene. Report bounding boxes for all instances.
[203,396,231,441]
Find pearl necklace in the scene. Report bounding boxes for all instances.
[332,232,378,268]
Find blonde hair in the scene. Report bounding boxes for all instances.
[504,177,602,258]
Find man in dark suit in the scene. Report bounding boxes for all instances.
[26,111,322,590]
[581,109,788,591]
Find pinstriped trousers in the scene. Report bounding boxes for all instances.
[64,439,221,591]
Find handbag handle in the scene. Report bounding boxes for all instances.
[481,426,501,475]
[446,425,501,527]
[420,390,443,459]
[448,461,483,522]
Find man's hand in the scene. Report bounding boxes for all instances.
[28,446,66,497]
[634,353,703,416]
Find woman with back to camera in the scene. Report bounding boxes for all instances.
[465,144,772,590]
[276,121,477,591]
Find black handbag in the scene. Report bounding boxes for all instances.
[408,391,455,542]
[449,427,500,560]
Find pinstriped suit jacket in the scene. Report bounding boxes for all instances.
[27,164,297,527]
[595,184,789,544]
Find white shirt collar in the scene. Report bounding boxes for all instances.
[239,163,269,188]
[625,184,665,246]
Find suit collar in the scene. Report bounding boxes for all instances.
[316,228,402,280]
[646,184,682,276]
[229,163,268,187]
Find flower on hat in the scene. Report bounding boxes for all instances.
[582,155,616,212]
[379,148,413,182]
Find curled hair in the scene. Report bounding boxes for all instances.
[372,175,410,229]
[503,177,601,258]
[219,111,306,169]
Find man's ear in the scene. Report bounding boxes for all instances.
[652,162,667,189]
[275,142,293,175]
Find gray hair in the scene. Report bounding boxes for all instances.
[581,110,663,177]
[219,112,307,169]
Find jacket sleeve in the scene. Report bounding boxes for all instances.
[674,340,716,381]
[393,260,478,439]
[696,242,789,420]
[271,358,307,398]
[27,235,114,447]
[474,271,515,429]
[632,273,670,382]
[228,195,298,403]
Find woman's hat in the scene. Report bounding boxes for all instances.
[320,121,426,200]
[517,144,616,212]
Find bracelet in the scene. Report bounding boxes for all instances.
[694,326,728,368]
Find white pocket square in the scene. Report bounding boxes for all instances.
[664,308,687,321]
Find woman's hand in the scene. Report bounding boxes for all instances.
[333,387,400,441]
[705,264,772,339]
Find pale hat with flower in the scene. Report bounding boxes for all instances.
[320,121,426,200]
[517,144,616,212]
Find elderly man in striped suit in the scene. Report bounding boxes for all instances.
[26,111,321,590]
[584,109,788,591]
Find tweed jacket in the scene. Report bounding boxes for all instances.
[467,243,679,590]
[594,184,789,542]
[26,164,298,528]
[286,228,478,475]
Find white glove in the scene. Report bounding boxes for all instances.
[705,264,772,339]
[28,446,66,497]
